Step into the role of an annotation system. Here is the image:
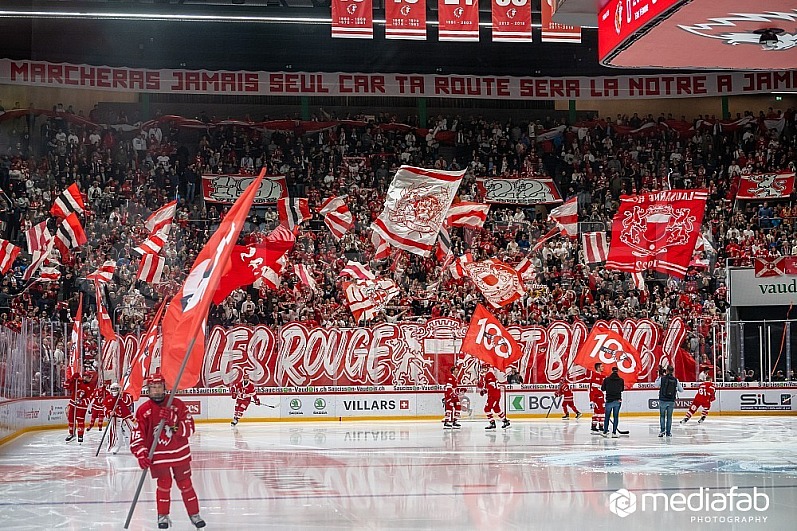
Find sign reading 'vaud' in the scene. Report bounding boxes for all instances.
[729,268,797,307]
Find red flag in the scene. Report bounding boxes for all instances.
[53,212,87,258]
[277,197,311,232]
[25,220,50,254]
[581,232,609,264]
[124,302,166,401]
[318,196,354,240]
[137,254,166,283]
[438,0,480,41]
[541,0,581,43]
[94,280,116,342]
[134,226,170,256]
[65,294,83,381]
[160,169,267,389]
[461,304,522,371]
[212,225,295,304]
[51,183,85,218]
[294,264,317,292]
[371,231,390,260]
[342,278,400,323]
[573,325,641,385]
[385,0,427,40]
[339,260,376,280]
[86,260,116,283]
[491,0,532,43]
[605,189,708,279]
[0,239,21,274]
[735,171,795,200]
[445,202,490,229]
[754,256,797,277]
[331,0,374,39]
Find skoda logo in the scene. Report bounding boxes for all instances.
[290,399,301,410]
[314,398,326,410]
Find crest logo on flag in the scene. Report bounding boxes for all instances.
[388,183,450,235]
[465,260,522,307]
[621,204,696,256]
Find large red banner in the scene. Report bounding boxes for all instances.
[491,0,532,43]
[735,171,796,200]
[438,0,480,42]
[202,174,287,204]
[598,0,682,61]
[107,317,695,388]
[541,0,581,43]
[331,0,374,39]
[605,189,708,278]
[385,0,427,40]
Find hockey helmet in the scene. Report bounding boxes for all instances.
[147,372,167,402]
[109,382,121,395]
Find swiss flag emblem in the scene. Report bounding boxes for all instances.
[399,400,409,410]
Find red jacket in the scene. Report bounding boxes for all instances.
[131,396,195,469]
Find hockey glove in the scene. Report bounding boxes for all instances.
[254,398,261,406]
[158,406,178,427]
[137,455,152,469]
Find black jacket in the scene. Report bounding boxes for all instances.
[601,373,625,402]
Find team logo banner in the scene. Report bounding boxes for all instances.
[476,177,563,204]
[438,0,480,42]
[605,189,708,278]
[464,258,524,308]
[371,166,464,256]
[573,325,640,385]
[735,171,796,200]
[461,304,522,370]
[491,0,532,43]
[541,0,581,43]
[202,174,288,204]
[385,0,427,40]
[331,0,374,39]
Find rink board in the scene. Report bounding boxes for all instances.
[2,384,795,445]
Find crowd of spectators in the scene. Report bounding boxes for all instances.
[0,101,796,394]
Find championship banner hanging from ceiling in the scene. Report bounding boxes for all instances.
[385,0,427,40]
[476,177,563,204]
[202,174,288,204]
[541,0,582,43]
[491,0,533,42]
[438,0,480,42]
[331,0,374,39]
[735,171,796,200]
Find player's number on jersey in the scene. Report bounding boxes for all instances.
[587,333,637,373]
[495,0,527,7]
[475,318,511,358]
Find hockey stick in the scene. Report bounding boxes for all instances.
[545,399,555,418]
[255,401,277,409]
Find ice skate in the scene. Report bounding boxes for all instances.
[65,433,75,443]
[231,417,239,427]
[501,419,510,429]
[190,514,206,528]
[698,416,706,424]
[561,414,570,420]
[680,418,688,424]
[575,412,582,420]
[443,421,452,429]
[485,421,496,430]
[611,432,619,438]
[77,435,83,443]
[452,421,461,429]
[158,514,172,529]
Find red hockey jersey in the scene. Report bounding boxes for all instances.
[103,392,134,419]
[696,381,716,402]
[555,380,574,400]
[479,371,501,400]
[231,381,257,401]
[130,396,195,469]
[66,377,93,408]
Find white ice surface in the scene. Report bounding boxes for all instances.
[1,417,795,530]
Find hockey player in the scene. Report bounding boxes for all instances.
[104,382,135,454]
[65,371,94,443]
[229,373,260,426]
[588,362,605,434]
[478,363,510,430]
[130,373,206,529]
[443,364,463,429]
[87,382,109,432]
[555,378,581,420]
[680,378,716,424]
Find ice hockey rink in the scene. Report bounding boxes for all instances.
[1,417,795,530]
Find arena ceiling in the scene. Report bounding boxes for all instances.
[0,0,666,77]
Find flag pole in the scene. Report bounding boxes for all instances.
[123,333,198,529]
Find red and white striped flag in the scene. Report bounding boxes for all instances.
[581,232,609,264]
[124,301,165,401]
[39,267,62,282]
[436,224,453,261]
[532,197,578,251]
[445,202,490,229]
[342,278,400,323]
[371,231,390,260]
[515,256,535,278]
[294,264,317,292]
[371,166,464,257]
[318,196,354,240]
[51,183,85,218]
[278,198,311,232]
[137,254,165,283]
[134,226,170,256]
[258,255,287,290]
[25,221,51,254]
[94,280,116,342]
[0,239,21,274]
[65,294,83,381]
[340,260,376,281]
[144,200,177,233]
[53,212,87,259]
[86,260,116,283]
